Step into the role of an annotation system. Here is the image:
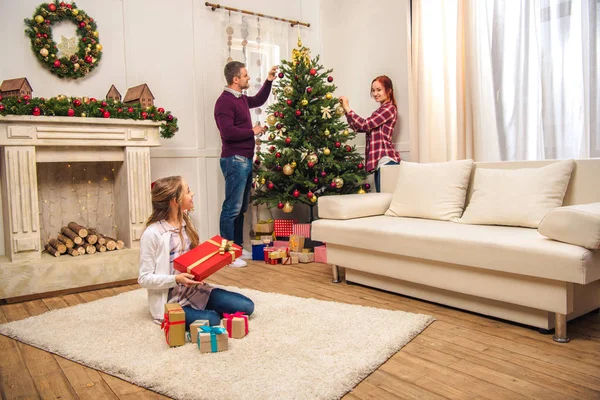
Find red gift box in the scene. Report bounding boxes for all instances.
[292,223,311,238]
[274,219,298,237]
[174,235,241,281]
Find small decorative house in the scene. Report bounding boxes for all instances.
[0,77,33,98]
[123,84,155,108]
[106,84,122,102]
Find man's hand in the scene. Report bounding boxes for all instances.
[175,273,202,287]
[253,123,266,135]
[339,96,351,113]
[267,66,278,81]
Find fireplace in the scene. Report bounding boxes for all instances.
[0,115,160,299]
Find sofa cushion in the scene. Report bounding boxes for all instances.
[458,159,574,228]
[312,215,600,284]
[384,159,473,221]
[317,193,392,220]
[538,202,600,250]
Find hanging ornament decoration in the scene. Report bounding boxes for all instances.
[283,85,294,97]
[323,148,331,156]
[310,195,318,203]
[358,187,366,194]
[283,164,294,176]
[333,177,345,189]
[25,2,103,79]
[266,114,277,125]
[290,161,297,168]
[321,106,332,119]
[276,126,286,136]
[325,93,333,100]
[282,201,294,213]
[323,129,330,136]
[301,99,308,106]
[307,153,319,164]
[335,104,345,116]
[225,12,234,62]
[291,35,311,66]
[240,16,249,64]
[343,129,350,136]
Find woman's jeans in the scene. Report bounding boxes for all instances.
[219,155,253,246]
[374,160,399,192]
[182,288,254,328]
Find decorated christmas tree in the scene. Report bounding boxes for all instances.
[251,39,370,220]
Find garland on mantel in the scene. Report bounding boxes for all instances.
[0,94,178,139]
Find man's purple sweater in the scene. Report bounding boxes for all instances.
[214,80,273,158]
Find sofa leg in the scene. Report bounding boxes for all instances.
[552,313,570,343]
[331,264,341,283]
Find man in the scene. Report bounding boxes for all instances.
[214,61,277,268]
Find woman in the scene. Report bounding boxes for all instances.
[339,75,401,192]
[138,176,254,328]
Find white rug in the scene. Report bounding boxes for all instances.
[0,287,434,400]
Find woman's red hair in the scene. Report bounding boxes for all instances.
[371,75,396,107]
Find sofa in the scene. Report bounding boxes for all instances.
[312,159,600,343]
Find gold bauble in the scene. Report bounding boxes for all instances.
[307,153,318,164]
[93,31,99,38]
[72,9,79,16]
[323,148,331,156]
[283,85,294,96]
[96,44,103,51]
[358,188,366,194]
[343,129,349,136]
[334,177,344,188]
[266,114,277,126]
[335,105,345,115]
[39,48,49,57]
[310,195,318,203]
[324,129,330,136]
[282,201,294,213]
[326,93,333,100]
[301,99,308,106]
[34,15,44,24]
[291,161,297,168]
[56,94,67,101]
[260,177,266,185]
[269,133,276,140]
[80,113,87,117]
[283,164,294,175]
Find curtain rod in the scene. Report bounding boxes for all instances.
[205,2,310,28]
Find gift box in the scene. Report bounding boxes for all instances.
[292,223,311,239]
[161,303,186,347]
[267,258,279,265]
[314,245,327,263]
[223,312,249,339]
[188,319,210,344]
[282,256,299,265]
[274,219,298,237]
[198,326,228,353]
[251,240,266,261]
[273,240,289,248]
[174,235,241,281]
[263,246,276,262]
[289,235,305,252]
[290,251,314,263]
[253,220,274,233]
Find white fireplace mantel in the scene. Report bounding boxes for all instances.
[0,115,162,299]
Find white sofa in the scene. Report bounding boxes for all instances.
[312,159,600,342]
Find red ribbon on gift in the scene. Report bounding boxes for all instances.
[223,311,249,338]
[161,310,185,344]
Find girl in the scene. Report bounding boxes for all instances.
[138,176,254,328]
[339,75,401,192]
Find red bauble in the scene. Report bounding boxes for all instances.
[365,183,371,190]
[72,99,82,107]
[295,110,301,116]
[79,22,86,28]
[23,95,30,101]
[89,97,97,103]
[330,181,337,188]
[36,33,42,38]
[278,72,284,78]
[59,2,65,6]
[254,159,261,165]
[127,107,134,113]
[335,142,341,148]
[141,111,148,119]
[48,3,56,11]
[307,191,314,199]
[307,161,314,168]
[150,113,154,117]
[286,99,292,106]
[99,108,105,113]
[267,182,274,190]
[43,33,48,38]
[167,114,174,121]
[45,19,50,25]
[276,123,282,129]
[327,76,333,82]
[53,60,61,67]
[269,146,275,153]
[279,113,285,118]
[67,109,75,117]
[66,4,72,9]
[358,162,364,169]
[101,101,107,107]
[275,152,281,158]
[293,189,300,198]
[306,87,312,94]
[276,165,283,171]
[309,68,317,75]
[277,202,284,209]
[285,137,291,144]
[0,105,4,112]
[82,37,87,42]
[117,108,123,113]
[313,177,319,183]
[345,145,351,152]
[157,107,165,113]
[321,171,327,177]
[84,56,93,63]
[32,107,41,116]
[103,111,111,118]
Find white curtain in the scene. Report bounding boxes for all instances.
[472,0,599,161]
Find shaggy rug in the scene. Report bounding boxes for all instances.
[0,287,434,400]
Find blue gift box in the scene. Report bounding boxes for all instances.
[251,241,266,260]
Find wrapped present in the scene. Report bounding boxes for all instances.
[188,319,210,344]
[253,219,274,233]
[273,240,289,248]
[267,258,279,265]
[289,235,305,252]
[251,240,266,261]
[198,326,228,353]
[282,256,299,265]
[161,303,185,347]
[292,223,311,239]
[314,245,327,263]
[274,219,298,237]
[263,246,275,263]
[260,235,274,242]
[290,251,314,263]
[174,235,241,281]
[223,311,249,339]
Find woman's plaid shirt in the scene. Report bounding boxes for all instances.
[346,102,401,172]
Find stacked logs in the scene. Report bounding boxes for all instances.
[44,222,125,257]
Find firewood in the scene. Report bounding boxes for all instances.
[57,233,74,248]
[61,227,83,245]
[95,243,107,252]
[85,244,96,254]
[104,237,117,251]
[48,238,67,254]
[115,240,124,250]
[66,247,79,257]
[104,236,124,250]
[86,234,98,245]
[88,228,106,245]
[75,245,86,255]
[44,244,60,257]
[68,222,88,238]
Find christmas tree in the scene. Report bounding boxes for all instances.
[251,39,369,220]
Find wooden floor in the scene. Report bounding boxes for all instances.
[1,260,599,400]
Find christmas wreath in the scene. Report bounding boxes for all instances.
[24,2,102,79]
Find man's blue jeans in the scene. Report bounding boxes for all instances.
[219,155,253,246]
[182,288,255,328]
[374,160,399,193]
